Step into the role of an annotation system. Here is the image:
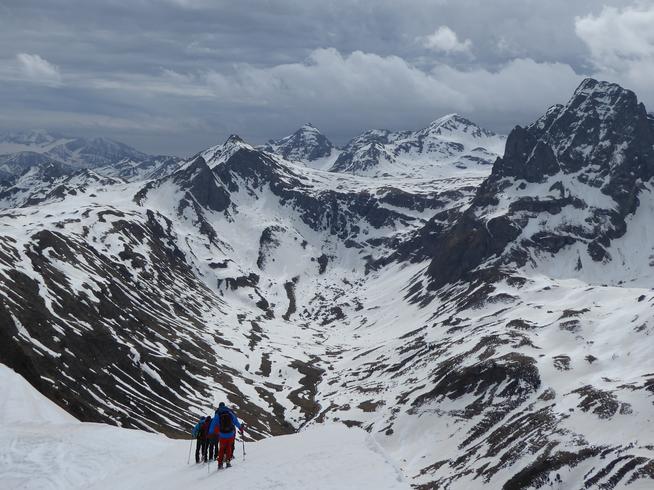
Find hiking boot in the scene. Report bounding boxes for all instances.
[226,461,231,468]
[218,463,223,469]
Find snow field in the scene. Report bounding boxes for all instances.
[0,364,410,490]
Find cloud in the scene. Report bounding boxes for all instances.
[576,3,654,68]
[0,46,583,153]
[98,47,579,139]
[575,3,654,101]
[0,109,193,132]
[1,0,637,154]
[421,26,472,54]
[15,53,62,85]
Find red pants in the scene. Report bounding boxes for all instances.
[218,436,235,464]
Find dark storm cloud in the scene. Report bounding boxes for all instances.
[0,0,649,155]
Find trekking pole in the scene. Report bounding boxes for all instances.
[242,436,246,461]
[187,438,193,465]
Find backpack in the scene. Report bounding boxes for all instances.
[201,417,211,436]
[218,411,234,433]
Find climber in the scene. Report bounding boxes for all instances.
[206,413,218,462]
[199,414,212,462]
[192,416,206,463]
[209,402,245,469]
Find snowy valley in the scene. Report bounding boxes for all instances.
[2,79,654,489]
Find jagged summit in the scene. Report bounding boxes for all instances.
[427,77,654,289]
[495,77,654,182]
[198,133,253,169]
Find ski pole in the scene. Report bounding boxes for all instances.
[242,436,246,460]
[187,437,193,464]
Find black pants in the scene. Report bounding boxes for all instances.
[195,436,208,463]
[207,436,218,461]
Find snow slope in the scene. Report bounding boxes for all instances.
[0,364,409,490]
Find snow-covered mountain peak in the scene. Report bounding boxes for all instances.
[225,134,245,145]
[561,78,643,134]
[262,124,334,163]
[299,122,317,131]
[199,134,254,169]
[423,113,497,140]
[330,116,505,177]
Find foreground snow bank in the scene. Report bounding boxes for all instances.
[0,364,409,489]
[0,364,77,425]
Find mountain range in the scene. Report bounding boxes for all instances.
[0,130,181,186]
[2,79,654,489]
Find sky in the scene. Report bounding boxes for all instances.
[0,0,652,156]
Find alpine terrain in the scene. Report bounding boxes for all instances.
[2,79,654,489]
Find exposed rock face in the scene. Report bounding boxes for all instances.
[427,79,654,289]
[263,124,334,162]
[172,156,231,213]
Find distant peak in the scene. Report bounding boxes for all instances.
[423,113,498,138]
[224,134,245,145]
[264,123,333,162]
[428,113,474,128]
[298,123,319,133]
